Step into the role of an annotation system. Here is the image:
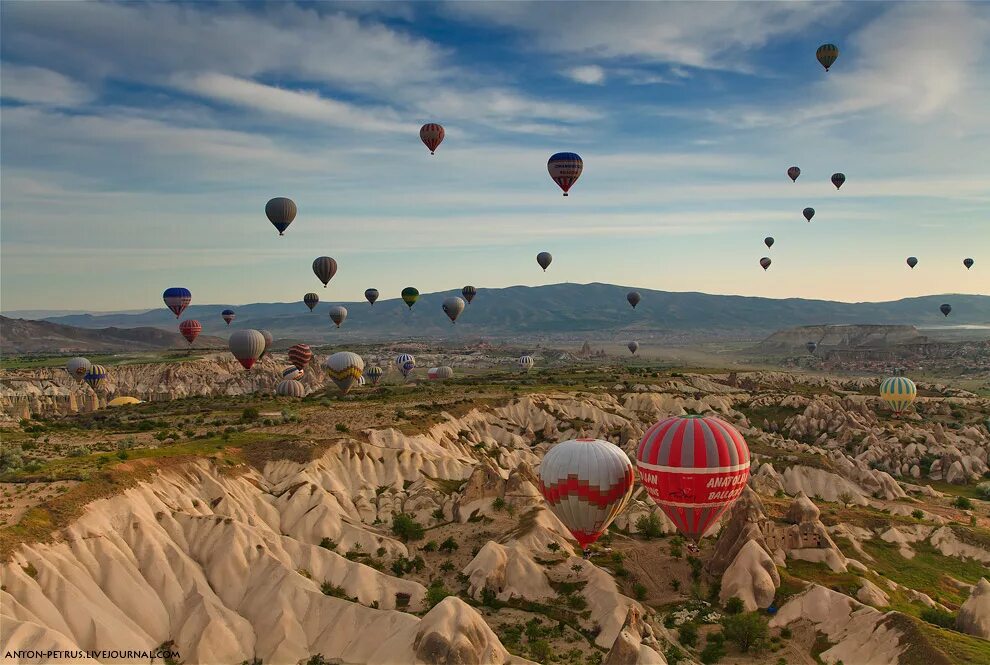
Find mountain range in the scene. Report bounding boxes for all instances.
[14,283,990,344]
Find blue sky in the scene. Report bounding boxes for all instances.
[1,1,988,312]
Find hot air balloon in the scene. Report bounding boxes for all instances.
[329,305,348,328]
[163,287,191,318]
[83,364,108,391]
[548,152,583,196]
[304,293,319,311]
[806,341,818,354]
[401,287,419,309]
[442,297,465,323]
[266,197,297,236]
[627,291,641,309]
[940,304,952,317]
[816,43,840,71]
[462,285,477,304]
[538,438,635,549]
[229,329,266,370]
[288,343,313,371]
[108,396,142,407]
[519,355,534,371]
[326,351,364,394]
[628,341,639,355]
[358,375,366,386]
[396,354,416,378]
[313,257,338,288]
[803,207,815,222]
[787,166,801,182]
[221,309,236,326]
[760,257,772,271]
[964,258,974,270]
[258,330,273,360]
[636,415,750,541]
[365,288,379,306]
[420,123,445,155]
[879,376,917,415]
[66,357,91,382]
[179,320,202,346]
[907,257,918,269]
[282,366,304,381]
[537,252,553,272]
[428,366,454,380]
[366,366,384,385]
[831,173,846,189]
[276,379,305,398]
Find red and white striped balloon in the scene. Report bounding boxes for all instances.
[539,438,635,548]
[420,123,445,155]
[636,415,750,541]
[287,344,312,371]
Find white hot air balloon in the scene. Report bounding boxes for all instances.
[396,354,416,378]
[229,329,266,370]
[519,355,534,371]
[427,366,454,380]
[276,379,306,398]
[329,305,348,328]
[66,357,92,382]
[326,351,365,394]
[538,438,635,550]
[442,297,465,324]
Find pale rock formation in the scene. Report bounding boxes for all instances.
[708,486,772,576]
[603,607,667,665]
[930,526,990,564]
[719,540,780,611]
[779,492,848,573]
[462,542,554,602]
[780,466,869,505]
[856,578,890,608]
[956,578,990,639]
[770,585,904,665]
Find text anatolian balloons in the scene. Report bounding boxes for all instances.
[313,257,338,287]
[636,415,751,541]
[266,197,297,236]
[539,438,635,549]
[442,297,465,323]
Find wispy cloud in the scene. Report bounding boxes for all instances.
[0,63,94,106]
[564,65,606,85]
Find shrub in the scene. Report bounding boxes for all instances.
[920,608,956,629]
[678,622,698,648]
[911,509,924,520]
[724,596,745,615]
[481,587,498,607]
[241,407,260,422]
[529,639,552,663]
[722,612,769,653]
[439,561,455,573]
[953,497,973,510]
[780,627,792,639]
[492,497,506,511]
[547,542,560,552]
[423,540,438,552]
[426,580,450,608]
[635,512,666,539]
[700,641,725,664]
[319,537,337,551]
[670,579,681,592]
[335,423,349,433]
[391,513,424,542]
[439,536,459,553]
[0,446,24,472]
[633,583,647,600]
[976,482,990,501]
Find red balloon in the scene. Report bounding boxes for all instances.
[420,123,445,155]
[636,415,750,541]
[287,344,313,371]
[178,320,201,345]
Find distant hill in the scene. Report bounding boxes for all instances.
[753,324,929,355]
[26,283,990,343]
[0,316,226,354]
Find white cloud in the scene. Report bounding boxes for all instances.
[173,73,416,133]
[564,65,606,85]
[0,63,94,106]
[446,2,837,71]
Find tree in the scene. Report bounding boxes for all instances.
[547,542,561,553]
[635,512,666,539]
[422,540,437,552]
[678,622,698,648]
[724,596,745,615]
[920,608,956,629]
[722,613,769,653]
[426,580,450,608]
[953,497,973,510]
[492,497,506,511]
[439,536,459,553]
[391,513,424,542]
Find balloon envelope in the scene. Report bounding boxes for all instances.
[537,252,552,271]
[787,166,800,182]
[266,197,297,235]
[420,123,445,154]
[396,354,416,378]
[329,305,348,328]
[83,364,108,391]
[258,330,273,359]
[326,351,364,394]
[365,366,384,385]
[628,341,639,355]
[229,329,266,370]
[163,287,191,318]
[626,291,641,309]
[806,341,818,354]
[428,366,454,380]
[519,355,534,371]
[401,287,420,309]
[442,297,465,323]
[940,304,952,317]
[276,379,306,398]
[816,43,840,71]
[907,257,918,269]
[67,357,92,381]
[179,320,202,345]
[365,288,379,306]
[313,257,338,287]
[879,376,917,414]
[803,207,815,222]
[636,415,750,541]
[288,344,313,370]
[539,438,635,547]
[963,258,974,270]
[764,237,774,249]
[760,257,771,271]
[462,285,477,304]
[548,152,583,196]
[831,173,846,189]
[282,366,304,381]
[221,309,235,325]
[304,293,319,311]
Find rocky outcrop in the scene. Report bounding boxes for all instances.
[462,542,554,602]
[413,597,532,664]
[778,492,848,573]
[956,578,990,639]
[856,578,890,608]
[603,607,666,665]
[719,540,780,611]
[708,486,771,576]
